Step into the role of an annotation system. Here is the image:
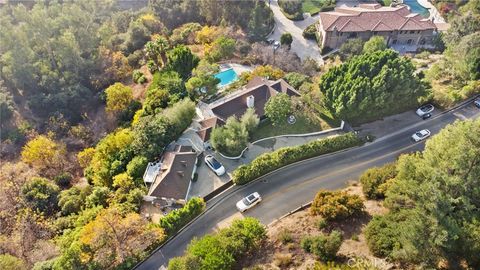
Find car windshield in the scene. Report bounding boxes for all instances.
[208,157,222,169]
[421,105,432,111]
[242,198,251,205]
[243,194,256,205]
[415,132,423,137]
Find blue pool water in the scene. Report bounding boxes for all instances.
[214,68,238,87]
[404,0,430,18]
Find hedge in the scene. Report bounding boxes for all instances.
[302,24,317,40]
[158,197,206,236]
[232,133,363,185]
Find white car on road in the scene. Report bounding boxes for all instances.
[416,104,434,117]
[411,129,431,142]
[236,192,262,212]
[205,155,226,176]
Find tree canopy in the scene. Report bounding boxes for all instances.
[362,36,387,54]
[264,93,293,126]
[366,119,480,268]
[319,49,426,124]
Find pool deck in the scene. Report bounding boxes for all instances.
[415,0,446,23]
[219,63,252,75]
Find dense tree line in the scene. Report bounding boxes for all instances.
[319,49,427,124]
[365,119,480,268]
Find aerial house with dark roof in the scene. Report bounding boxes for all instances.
[144,145,197,204]
[196,76,300,143]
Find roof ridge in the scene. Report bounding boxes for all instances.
[339,19,365,31]
[400,17,422,30]
[372,20,392,31]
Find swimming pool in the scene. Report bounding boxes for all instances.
[404,0,430,18]
[214,68,238,87]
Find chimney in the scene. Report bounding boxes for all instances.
[246,95,255,108]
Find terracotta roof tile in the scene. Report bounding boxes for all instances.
[319,4,436,32]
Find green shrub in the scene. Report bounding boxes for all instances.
[303,24,317,40]
[132,70,146,84]
[365,213,404,257]
[54,172,73,187]
[284,72,310,89]
[359,163,397,199]
[278,229,293,244]
[310,190,364,221]
[159,197,206,235]
[316,217,327,230]
[232,133,363,185]
[169,217,266,270]
[301,230,343,261]
[126,155,149,181]
[278,0,303,20]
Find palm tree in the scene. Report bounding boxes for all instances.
[144,36,170,70]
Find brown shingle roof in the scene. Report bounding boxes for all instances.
[196,117,225,142]
[319,4,436,32]
[209,77,300,121]
[148,145,196,200]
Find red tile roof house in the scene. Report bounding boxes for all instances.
[317,3,438,53]
[196,76,300,143]
[144,145,197,204]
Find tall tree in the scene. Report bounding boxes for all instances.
[367,119,480,268]
[363,36,387,53]
[21,177,60,215]
[78,207,165,269]
[104,83,134,113]
[21,135,66,177]
[166,45,200,80]
[145,36,170,70]
[319,49,426,124]
[265,93,293,126]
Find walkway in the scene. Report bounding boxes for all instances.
[268,0,323,63]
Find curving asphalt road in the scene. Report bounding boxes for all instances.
[137,100,480,270]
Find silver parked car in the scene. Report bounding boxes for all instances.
[416,104,434,117]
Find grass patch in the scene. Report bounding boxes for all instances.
[302,0,335,15]
[250,114,322,141]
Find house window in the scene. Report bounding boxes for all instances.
[348,32,357,38]
[392,39,397,45]
[373,31,377,35]
[419,38,426,45]
[410,30,415,34]
[407,39,413,45]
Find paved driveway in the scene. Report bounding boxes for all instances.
[268,0,323,62]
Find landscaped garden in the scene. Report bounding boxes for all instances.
[302,0,336,15]
[278,0,336,20]
[250,114,324,141]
